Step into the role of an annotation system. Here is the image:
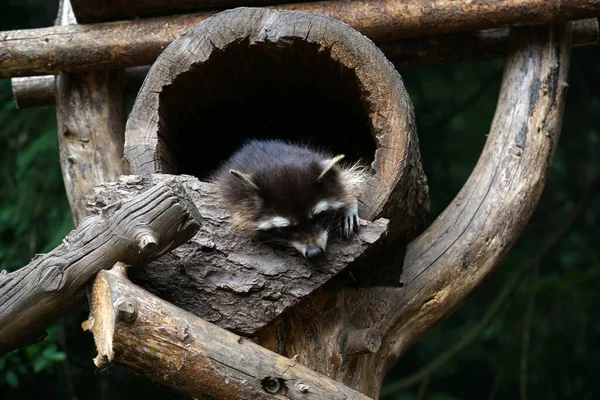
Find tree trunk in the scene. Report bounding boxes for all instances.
[55,0,129,225]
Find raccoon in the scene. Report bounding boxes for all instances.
[212,139,368,262]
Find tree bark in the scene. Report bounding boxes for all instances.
[83,263,373,400]
[8,18,599,108]
[55,0,130,225]
[0,179,202,355]
[87,174,389,335]
[256,23,573,398]
[0,1,598,77]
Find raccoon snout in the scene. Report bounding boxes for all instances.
[305,246,325,262]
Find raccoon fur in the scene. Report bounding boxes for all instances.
[212,139,368,262]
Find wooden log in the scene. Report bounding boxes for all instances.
[84,263,373,400]
[124,9,428,285]
[87,174,389,335]
[55,0,130,225]
[8,18,600,108]
[1,1,600,77]
[11,66,149,109]
[69,0,317,23]
[0,178,202,355]
[257,23,573,397]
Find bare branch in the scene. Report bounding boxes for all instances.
[0,179,201,355]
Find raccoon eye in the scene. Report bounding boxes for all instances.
[312,210,337,225]
[269,225,298,238]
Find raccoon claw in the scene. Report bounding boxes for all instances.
[341,203,360,239]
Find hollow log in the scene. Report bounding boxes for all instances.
[84,263,373,400]
[8,18,600,109]
[55,0,129,225]
[255,23,573,397]
[87,174,389,335]
[1,1,599,77]
[0,179,202,355]
[124,8,429,281]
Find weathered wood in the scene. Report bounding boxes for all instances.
[55,0,130,225]
[382,18,598,67]
[87,174,389,335]
[11,66,149,109]
[69,0,317,23]
[8,18,600,108]
[256,23,573,397]
[0,179,202,355]
[124,9,428,284]
[1,1,599,77]
[84,263,373,400]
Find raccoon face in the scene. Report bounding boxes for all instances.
[229,156,352,262]
[255,205,343,262]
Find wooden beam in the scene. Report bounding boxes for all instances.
[1,1,599,78]
[83,263,373,400]
[69,0,317,23]
[0,179,201,355]
[9,18,599,108]
[12,66,148,109]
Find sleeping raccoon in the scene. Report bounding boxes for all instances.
[212,139,368,262]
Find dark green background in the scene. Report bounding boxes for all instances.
[1,1,598,399]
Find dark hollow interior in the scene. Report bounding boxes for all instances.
[158,39,376,179]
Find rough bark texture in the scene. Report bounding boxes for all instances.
[256,23,573,398]
[0,179,202,355]
[12,66,149,109]
[8,18,599,108]
[1,1,599,77]
[124,8,428,278]
[55,0,130,225]
[87,174,389,335]
[84,263,373,400]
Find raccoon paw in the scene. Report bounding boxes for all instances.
[341,202,360,239]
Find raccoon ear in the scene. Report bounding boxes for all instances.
[317,154,345,181]
[230,169,259,191]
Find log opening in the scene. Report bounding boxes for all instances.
[125,7,430,251]
[159,38,375,180]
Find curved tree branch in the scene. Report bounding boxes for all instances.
[380,183,595,396]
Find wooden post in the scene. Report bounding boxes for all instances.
[55,0,129,225]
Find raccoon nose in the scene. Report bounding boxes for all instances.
[305,246,324,261]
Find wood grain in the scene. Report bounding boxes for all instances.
[1,1,599,77]
[84,263,373,399]
[0,179,201,355]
